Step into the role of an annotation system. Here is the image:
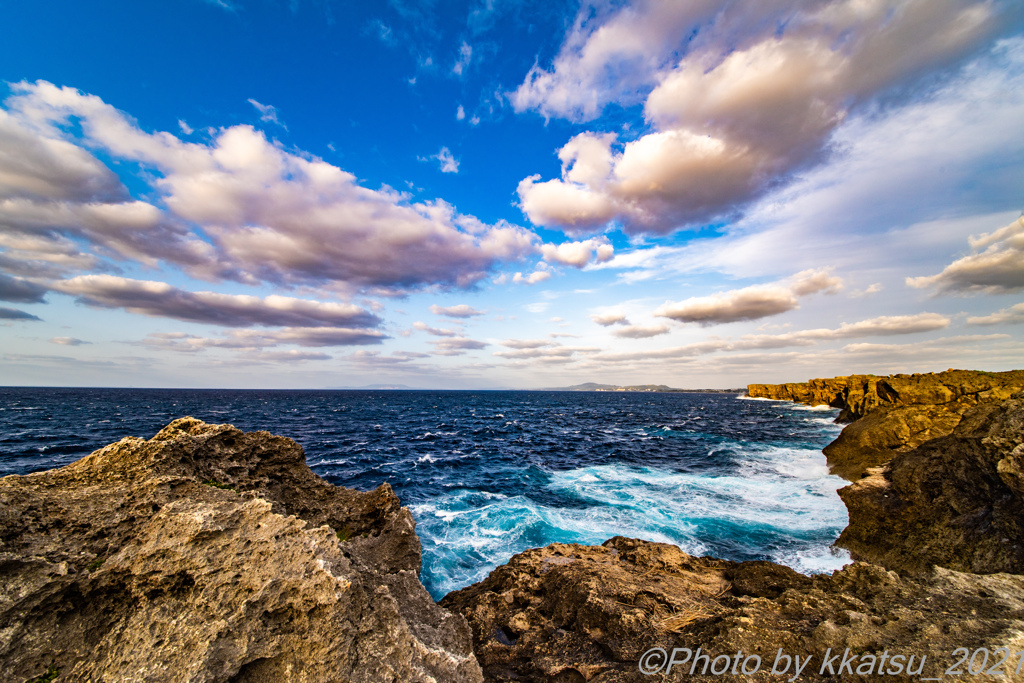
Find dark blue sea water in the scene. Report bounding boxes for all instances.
[0,388,850,598]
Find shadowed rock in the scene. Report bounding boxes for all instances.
[0,417,482,682]
[838,395,1024,576]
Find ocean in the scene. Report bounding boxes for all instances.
[0,388,851,599]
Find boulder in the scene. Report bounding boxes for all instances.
[0,417,482,683]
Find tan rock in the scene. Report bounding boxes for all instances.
[0,417,482,682]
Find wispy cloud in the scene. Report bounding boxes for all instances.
[52,274,381,328]
[247,98,286,129]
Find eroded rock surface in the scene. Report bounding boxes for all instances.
[748,370,1024,480]
[443,536,1024,682]
[0,417,482,683]
[838,395,1024,576]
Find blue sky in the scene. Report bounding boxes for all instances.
[1,0,1023,389]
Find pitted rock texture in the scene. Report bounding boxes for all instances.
[442,537,1024,682]
[838,395,1024,576]
[0,417,482,683]
[747,370,1024,480]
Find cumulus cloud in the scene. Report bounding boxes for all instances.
[3,81,537,293]
[430,337,488,355]
[907,217,1024,294]
[655,269,842,325]
[590,311,628,326]
[539,237,614,267]
[0,306,40,320]
[433,147,460,173]
[513,270,552,285]
[0,273,47,303]
[967,302,1024,325]
[515,0,1016,234]
[611,323,670,339]
[49,336,89,346]
[52,274,381,328]
[429,304,486,318]
[412,321,458,337]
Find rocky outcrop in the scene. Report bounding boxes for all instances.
[748,370,1024,480]
[0,417,482,683]
[838,395,1024,576]
[442,536,1024,682]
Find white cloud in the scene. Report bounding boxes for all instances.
[590,311,628,326]
[515,0,1014,234]
[611,323,670,339]
[413,321,458,337]
[513,270,552,285]
[456,105,466,121]
[143,326,385,350]
[49,336,88,346]
[539,237,614,267]
[452,41,473,76]
[967,302,1024,325]
[434,146,460,173]
[247,98,286,129]
[430,336,488,355]
[655,269,842,325]
[907,217,1024,294]
[429,304,486,318]
[177,119,193,135]
[51,274,382,328]
[4,82,537,293]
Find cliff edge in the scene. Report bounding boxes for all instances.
[0,417,482,683]
[747,369,1024,480]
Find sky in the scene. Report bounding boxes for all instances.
[1,0,1023,390]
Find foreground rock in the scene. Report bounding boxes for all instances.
[839,394,1024,575]
[0,417,482,682]
[443,536,1024,682]
[747,369,1024,480]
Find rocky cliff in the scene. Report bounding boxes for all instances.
[748,369,1024,480]
[0,417,482,683]
[442,536,1024,682]
[838,394,1024,576]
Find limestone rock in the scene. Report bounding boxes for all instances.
[443,536,1024,682]
[748,370,1024,480]
[0,417,482,683]
[838,395,1024,575]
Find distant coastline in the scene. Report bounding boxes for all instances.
[540,382,745,393]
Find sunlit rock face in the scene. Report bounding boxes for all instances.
[748,369,1024,480]
[0,417,482,683]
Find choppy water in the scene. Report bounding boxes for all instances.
[0,388,850,598]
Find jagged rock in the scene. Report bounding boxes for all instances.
[747,370,1024,480]
[0,417,482,683]
[838,395,1024,576]
[442,537,1024,682]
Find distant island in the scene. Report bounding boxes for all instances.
[541,382,744,393]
